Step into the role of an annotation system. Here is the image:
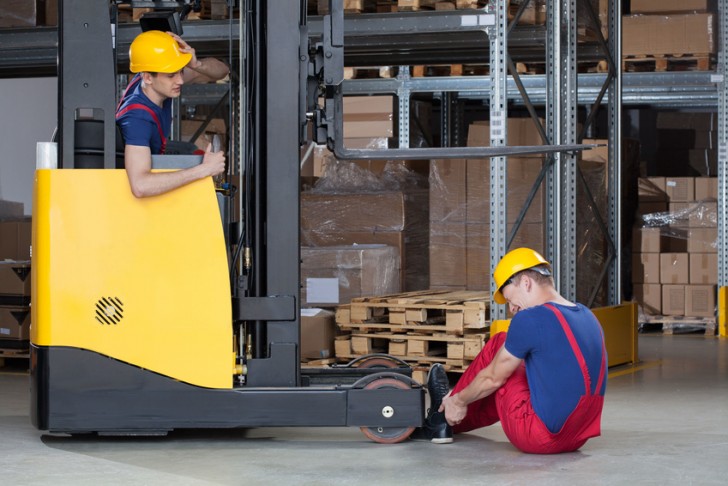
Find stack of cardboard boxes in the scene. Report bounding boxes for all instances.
[428,118,610,306]
[429,119,546,291]
[632,176,717,318]
[299,95,430,361]
[0,214,32,346]
[623,1,716,59]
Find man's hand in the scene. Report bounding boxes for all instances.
[439,392,468,426]
[168,32,200,68]
[201,143,225,177]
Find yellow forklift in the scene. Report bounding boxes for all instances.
[30,0,603,442]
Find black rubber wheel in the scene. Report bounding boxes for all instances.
[359,378,416,444]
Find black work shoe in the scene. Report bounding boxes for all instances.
[410,363,453,444]
[418,410,453,444]
[427,363,450,413]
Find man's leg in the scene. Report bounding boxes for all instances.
[450,332,506,433]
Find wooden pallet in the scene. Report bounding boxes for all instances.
[337,290,490,335]
[334,332,485,372]
[314,0,482,14]
[412,64,489,77]
[0,347,30,370]
[622,54,713,73]
[639,315,716,336]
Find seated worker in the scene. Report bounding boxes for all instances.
[116,30,229,197]
[420,248,607,453]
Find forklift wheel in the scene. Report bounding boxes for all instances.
[359,378,416,444]
[350,354,407,369]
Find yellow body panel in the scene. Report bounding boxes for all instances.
[719,287,727,338]
[489,303,638,367]
[591,303,638,367]
[32,169,232,389]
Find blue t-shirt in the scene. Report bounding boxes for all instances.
[504,302,606,434]
[116,74,172,155]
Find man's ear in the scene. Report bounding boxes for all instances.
[141,72,154,83]
[522,274,533,292]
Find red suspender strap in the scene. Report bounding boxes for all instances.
[115,103,167,154]
[116,74,141,112]
[544,303,603,396]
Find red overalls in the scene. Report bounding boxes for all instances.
[451,303,606,454]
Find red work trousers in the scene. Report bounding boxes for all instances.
[450,331,604,454]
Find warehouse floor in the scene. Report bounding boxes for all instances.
[1,334,727,485]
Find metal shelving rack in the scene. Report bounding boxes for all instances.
[10,1,726,316]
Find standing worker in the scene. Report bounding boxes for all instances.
[422,248,607,453]
[116,30,229,198]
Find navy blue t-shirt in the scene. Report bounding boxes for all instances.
[504,302,606,433]
[116,74,172,155]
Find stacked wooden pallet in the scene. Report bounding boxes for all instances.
[335,290,490,372]
[313,0,483,15]
[639,315,716,336]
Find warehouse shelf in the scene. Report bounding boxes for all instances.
[342,71,721,108]
[0,2,624,310]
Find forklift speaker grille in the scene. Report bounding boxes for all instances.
[95,297,124,325]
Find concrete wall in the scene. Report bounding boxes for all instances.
[0,78,57,216]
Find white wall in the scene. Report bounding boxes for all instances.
[0,77,57,215]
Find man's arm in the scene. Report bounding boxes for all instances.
[124,144,225,198]
[183,57,230,84]
[439,343,523,426]
[167,32,229,84]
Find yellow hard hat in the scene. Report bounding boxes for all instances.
[129,30,192,73]
[492,247,551,305]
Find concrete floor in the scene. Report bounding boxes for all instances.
[1,334,727,485]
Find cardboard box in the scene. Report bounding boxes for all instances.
[0,219,32,260]
[684,285,716,318]
[632,227,662,253]
[636,201,668,219]
[0,262,30,296]
[304,230,427,292]
[464,223,544,290]
[638,177,667,202]
[694,177,718,201]
[509,0,546,25]
[689,253,717,284]
[687,228,717,253]
[300,308,337,360]
[0,306,30,341]
[689,148,718,177]
[634,283,661,315]
[430,159,467,223]
[662,285,686,316]
[343,96,393,139]
[667,202,691,227]
[661,227,689,253]
[664,177,695,202]
[0,200,24,219]
[687,201,717,227]
[0,0,42,28]
[632,253,660,284]
[657,112,715,131]
[429,222,466,288]
[300,245,400,306]
[301,190,429,291]
[659,253,689,284]
[180,118,227,151]
[630,0,714,14]
[622,13,716,56]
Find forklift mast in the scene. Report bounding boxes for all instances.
[56,0,303,386]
